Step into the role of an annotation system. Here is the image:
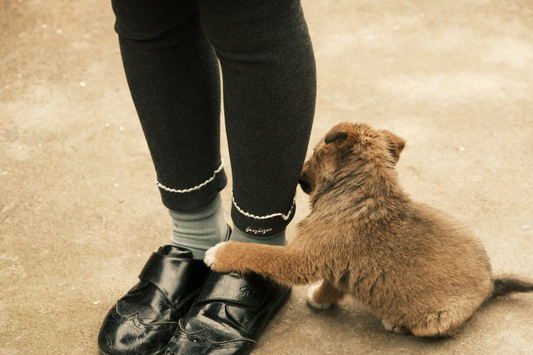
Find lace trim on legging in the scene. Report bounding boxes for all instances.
[232,194,295,221]
[156,160,224,193]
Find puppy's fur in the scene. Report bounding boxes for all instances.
[205,122,533,337]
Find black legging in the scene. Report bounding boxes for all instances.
[112,0,316,237]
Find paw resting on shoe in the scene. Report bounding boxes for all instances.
[204,241,243,273]
[204,242,224,269]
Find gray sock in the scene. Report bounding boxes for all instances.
[169,194,229,259]
[230,226,286,246]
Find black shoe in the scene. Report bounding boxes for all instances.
[98,245,210,355]
[165,272,291,355]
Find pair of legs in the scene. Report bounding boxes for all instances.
[99,0,316,354]
[115,0,315,246]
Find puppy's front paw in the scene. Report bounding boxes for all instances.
[204,241,243,273]
[306,283,332,311]
[204,242,225,269]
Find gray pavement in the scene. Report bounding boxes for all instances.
[1,0,533,354]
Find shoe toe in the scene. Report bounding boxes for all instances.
[98,306,173,355]
[98,245,210,355]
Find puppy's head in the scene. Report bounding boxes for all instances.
[299,122,406,196]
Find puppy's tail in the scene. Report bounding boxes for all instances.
[492,275,533,298]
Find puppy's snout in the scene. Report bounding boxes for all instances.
[299,177,312,195]
[299,163,314,194]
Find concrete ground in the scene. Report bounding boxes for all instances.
[1,0,533,354]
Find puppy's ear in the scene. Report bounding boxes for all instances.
[325,130,348,144]
[324,123,353,146]
[381,130,406,164]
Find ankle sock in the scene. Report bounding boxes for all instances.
[230,226,286,246]
[169,193,229,259]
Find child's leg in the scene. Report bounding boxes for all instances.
[115,0,229,256]
[99,1,228,354]
[199,0,316,245]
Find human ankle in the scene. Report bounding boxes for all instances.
[169,194,229,259]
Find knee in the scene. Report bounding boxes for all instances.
[111,0,196,41]
[198,0,305,54]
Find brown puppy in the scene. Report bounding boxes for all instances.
[205,122,533,337]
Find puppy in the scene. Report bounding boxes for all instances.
[205,122,533,337]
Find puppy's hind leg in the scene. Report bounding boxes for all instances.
[408,308,472,337]
[307,280,345,311]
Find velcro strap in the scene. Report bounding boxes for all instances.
[196,272,270,308]
[139,252,207,305]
